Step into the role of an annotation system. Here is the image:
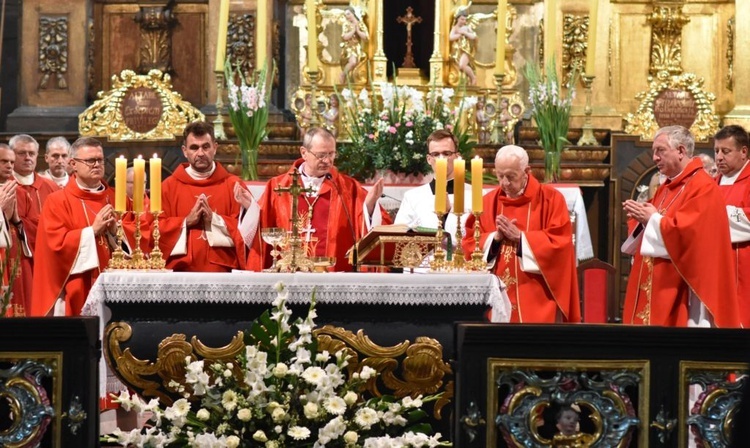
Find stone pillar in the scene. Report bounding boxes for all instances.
[724,2,750,127]
[6,0,88,132]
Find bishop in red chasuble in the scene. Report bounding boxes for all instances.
[622,126,739,328]
[462,145,580,323]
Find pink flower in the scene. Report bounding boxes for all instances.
[387,126,397,134]
[395,122,401,128]
[406,121,413,127]
[368,134,375,140]
[446,124,454,131]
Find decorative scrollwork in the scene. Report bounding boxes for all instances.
[494,369,641,448]
[647,5,689,76]
[38,16,68,90]
[562,14,587,85]
[78,69,204,141]
[134,4,177,74]
[686,371,745,447]
[105,322,452,417]
[727,16,735,91]
[0,359,56,447]
[624,71,719,141]
[227,13,257,84]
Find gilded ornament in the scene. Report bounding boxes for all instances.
[38,16,68,90]
[647,5,689,76]
[624,71,719,142]
[562,14,587,85]
[78,69,204,141]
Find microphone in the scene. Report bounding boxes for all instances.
[380,193,402,204]
[325,173,359,272]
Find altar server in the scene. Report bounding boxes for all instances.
[713,125,750,326]
[247,127,389,272]
[158,120,258,272]
[622,125,739,327]
[462,145,580,323]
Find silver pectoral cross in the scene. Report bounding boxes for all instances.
[731,207,745,223]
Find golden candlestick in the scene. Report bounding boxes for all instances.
[213,71,228,140]
[130,211,147,269]
[106,212,127,270]
[307,70,321,127]
[469,212,486,271]
[149,210,166,269]
[452,212,465,270]
[493,73,506,144]
[429,212,447,271]
[577,74,598,146]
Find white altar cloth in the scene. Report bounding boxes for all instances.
[245,182,594,262]
[82,271,510,398]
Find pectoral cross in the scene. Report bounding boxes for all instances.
[730,207,745,223]
[396,7,422,68]
[301,223,316,242]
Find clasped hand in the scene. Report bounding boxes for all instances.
[186,194,213,228]
[622,199,657,225]
[93,204,117,236]
[495,214,520,243]
[0,181,17,220]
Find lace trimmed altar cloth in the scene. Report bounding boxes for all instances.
[82,271,511,399]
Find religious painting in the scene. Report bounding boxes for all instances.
[679,361,748,447]
[487,359,648,447]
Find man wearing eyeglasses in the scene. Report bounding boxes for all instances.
[32,137,124,316]
[8,134,59,315]
[395,129,472,260]
[462,145,580,323]
[247,127,388,272]
[158,120,258,272]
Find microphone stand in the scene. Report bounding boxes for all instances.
[326,173,359,272]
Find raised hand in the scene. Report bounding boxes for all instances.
[234,182,253,209]
[365,178,384,215]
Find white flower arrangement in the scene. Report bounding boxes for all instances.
[105,283,446,448]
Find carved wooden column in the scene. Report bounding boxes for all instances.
[7,0,88,131]
[724,2,750,127]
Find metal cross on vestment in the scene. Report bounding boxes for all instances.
[730,207,745,223]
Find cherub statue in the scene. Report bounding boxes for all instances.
[474,96,492,145]
[449,5,477,85]
[339,6,369,84]
[322,93,340,137]
[551,404,595,448]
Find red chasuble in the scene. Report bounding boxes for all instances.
[159,163,246,272]
[717,162,750,326]
[11,175,59,314]
[462,175,580,323]
[31,177,119,316]
[623,158,740,327]
[248,159,391,272]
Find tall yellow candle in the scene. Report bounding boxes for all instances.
[215,0,230,72]
[434,157,447,214]
[471,156,484,213]
[543,0,557,64]
[306,0,318,72]
[150,154,162,212]
[133,156,145,213]
[256,0,267,69]
[494,0,508,76]
[453,157,465,213]
[585,0,599,76]
[115,156,127,212]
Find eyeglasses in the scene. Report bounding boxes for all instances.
[428,151,456,158]
[73,158,105,167]
[308,151,336,161]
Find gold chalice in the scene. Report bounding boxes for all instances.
[311,257,336,273]
[261,227,285,272]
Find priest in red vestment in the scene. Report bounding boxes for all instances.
[622,125,739,327]
[713,125,750,327]
[31,137,123,316]
[462,145,580,323]
[158,120,258,272]
[247,127,388,272]
[0,145,24,316]
[9,134,59,314]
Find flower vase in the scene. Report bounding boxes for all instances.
[544,150,560,183]
[239,142,259,181]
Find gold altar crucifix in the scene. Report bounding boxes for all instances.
[272,169,316,272]
[396,7,422,68]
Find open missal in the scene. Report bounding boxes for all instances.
[351,224,438,269]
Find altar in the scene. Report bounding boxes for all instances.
[82,271,510,418]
